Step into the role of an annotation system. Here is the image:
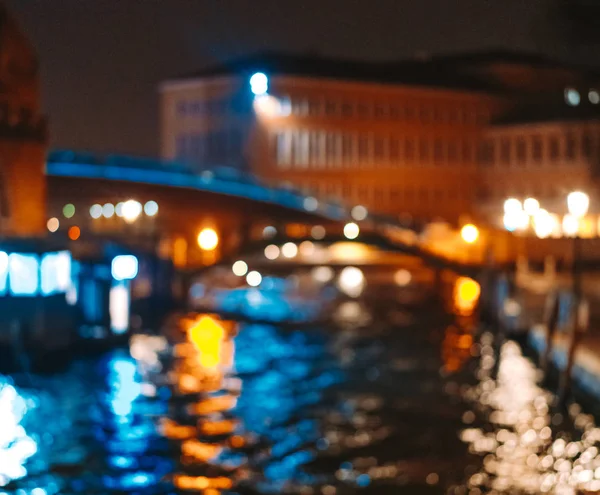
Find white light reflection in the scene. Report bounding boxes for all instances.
[337,267,365,298]
[458,336,600,493]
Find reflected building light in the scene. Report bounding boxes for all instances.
[503,198,522,214]
[299,240,315,257]
[188,316,225,369]
[109,283,130,334]
[562,214,579,238]
[232,260,248,277]
[281,242,298,258]
[454,277,481,316]
[311,225,326,240]
[122,200,142,223]
[246,271,262,287]
[312,266,334,284]
[90,204,102,219]
[303,196,318,212]
[62,203,75,219]
[46,217,59,233]
[351,205,368,221]
[144,200,159,217]
[8,253,39,296]
[102,203,115,218]
[394,269,412,287]
[264,244,280,260]
[262,225,277,239]
[111,255,139,281]
[337,266,365,298]
[523,198,540,216]
[343,222,360,240]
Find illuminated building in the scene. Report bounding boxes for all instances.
[160,51,600,224]
[0,4,47,235]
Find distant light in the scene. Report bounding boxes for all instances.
[263,226,277,239]
[460,224,479,244]
[311,225,326,240]
[68,226,81,241]
[303,196,318,212]
[111,255,139,281]
[122,200,142,223]
[264,244,280,260]
[102,203,115,218]
[503,198,522,214]
[249,72,269,96]
[232,260,248,276]
[8,253,39,296]
[144,200,159,217]
[534,209,555,239]
[312,266,334,284]
[299,240,315,256]
[281,242,298,258]
[338,266,365,298]
[0,251,8,293]
[197,228,219,251]
[590,89,600,104]
[246,270,262,287]
[567,190,590,218]
[90,204,102,219]
[351,205,368,221]
[109,283,130,334]
[562,213,579,237]
[47,217,59,233]
[523,197,540,216]
[63,203,75,219]
[115,202,124,217]
[394,269,412,286]
[343,222,360,240]
[565,88,581,106]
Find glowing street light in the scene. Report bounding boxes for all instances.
[533,209,555,239]
[122,200,142,223]
[460,224,479,244]
[249,72,269,96]
[232,260,248,277]
[503,198,522,215]
[197,228,219,251]
[567,191,589,219]
[523,197,540,216]
[343,222,360,240]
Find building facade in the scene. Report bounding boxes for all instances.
[160,52,600,229]
[0,3,47,236]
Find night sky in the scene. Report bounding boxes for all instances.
[7,0,553,157]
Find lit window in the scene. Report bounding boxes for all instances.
[9,253,39,296]
[41,251,72,296]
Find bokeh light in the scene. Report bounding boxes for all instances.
[46,217,59,233]
[197,228,219,251]
[232,260,248,277]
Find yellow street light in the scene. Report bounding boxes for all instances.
[343,222,360,240]
[567,191,590,218]
[197,228,219,251]
[460,224,479,244]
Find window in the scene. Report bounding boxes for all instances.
[404,106,415,121]
[342,102,353,117]
[358,135,370,163]
[390,106,401,120]
[309,132,321,166]
[275,132,290,166]
[516,138,527,164]
[357,103,369,119]
[389,138,400,162]
[292,132,309,167]
[308,99,321,116]
[419,139,429,163]
[479,140,495,166]
[326,133,338,166]
[325,101,337,116]
[405,139,415,160]
[500,138,511,164]
[175,134,188,160]
[373,187,384,200]
[390,188,401,201]
[566,133,577,159]
[434,139,444,164]
[374,104,386,118]
[532,136,543,162]
[342,183,352,197]
[448,142,458,162]
[358,185,369,201]
[293,98,308,116]
[342,134,354,165]
[419,105,430,123]
[374,136,385,161]
[549,136,560,161]
[583,132,593,159]
[462,140,473,162]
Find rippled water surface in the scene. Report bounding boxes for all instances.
[3,277,600,494]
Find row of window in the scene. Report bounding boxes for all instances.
[281,95,489,125]
[175,129,243,163]
[481,131,600,166]
[273,130,477,168]
[297,182,473,203]
[175,94,489,126]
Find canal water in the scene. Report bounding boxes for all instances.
[2,273,600,494]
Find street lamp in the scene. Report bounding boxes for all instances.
[460,224,479,244]
[567,190,590,298]
[197,228,219,251]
